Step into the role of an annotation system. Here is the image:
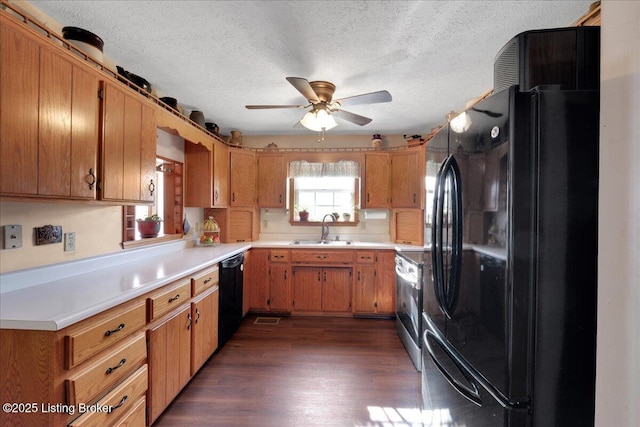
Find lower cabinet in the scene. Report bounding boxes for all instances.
[353,250,395,315]
[191,286,219,375]
[246,249,292,313]
[292,266,352,313]
[147,303,192,425]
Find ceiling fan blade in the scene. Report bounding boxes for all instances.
[333,109,372,126]
[245,104,307,109]
[286,77,320,103]
[334,90,392,107]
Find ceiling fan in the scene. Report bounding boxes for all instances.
[245,77,392,132]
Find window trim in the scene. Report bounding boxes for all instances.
[288,177,360,226]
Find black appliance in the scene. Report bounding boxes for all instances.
[494,26,600,92]
[218,252,244,350]
[422,85,599,426]
[395,251,423,371]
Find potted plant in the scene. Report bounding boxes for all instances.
[298,208,309,222]
[137,214,162,238]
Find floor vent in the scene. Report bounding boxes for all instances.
[254,317,280,325]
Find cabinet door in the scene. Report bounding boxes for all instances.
[191,286,219,375]
[39,50,99,199]
[375,251,396,314]
[0,19,39,195]
[184,142,213,207]
[257,154,286,208]
[230,150,256,206]
[392,208,424,246]
[363,152,390,208]
[213,140,229,207]
[391,148,424,208]
[228,208,254,242]
[147,304,191,425]
[247,249,269,311]
[101,82,156,203]
[321,268,352,312]
[354,265,377,313]
[292,267,322,311]
[269,264,291,312]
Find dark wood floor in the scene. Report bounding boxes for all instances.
[154,315,422,427]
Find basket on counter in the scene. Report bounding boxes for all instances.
[198,216,220,246]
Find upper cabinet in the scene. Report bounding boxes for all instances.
[99,81,156,204]
[391,146,425,208]
[257,154,286,208]
[185,140,229,208]
[1,17,99,200]
[363,152,390,208]
[230,149,256,207]
[1,14,158,205]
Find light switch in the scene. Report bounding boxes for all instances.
[3,224,22,249]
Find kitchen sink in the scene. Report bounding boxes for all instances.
[290,240,353,246]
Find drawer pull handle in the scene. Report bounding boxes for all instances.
[105,358,127,375]
[104,323,125,337]
[112,395,128,411]
[204,277,212,284]
[168,294,181,303]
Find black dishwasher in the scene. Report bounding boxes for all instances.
[218,252,244,350]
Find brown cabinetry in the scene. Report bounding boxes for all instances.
[391,147,425,208]
[353,250,395,315]
[230,149,256,207]
[363,152,391,208]
[1,16,99,199]
[292,266,352,313]
[392,208,424,245]
[246,249,291,313]
[100,81,156,203]
[292,266,322,312]
[257,154,287,208]
[191,285,219,375]
[147,303,191,425]
[185,140,229,207]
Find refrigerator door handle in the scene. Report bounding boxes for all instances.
[431,160,446,312]
[424,328,482,406]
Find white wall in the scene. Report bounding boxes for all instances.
[595,1,640,426]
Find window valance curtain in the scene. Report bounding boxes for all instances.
[288,160,360,178]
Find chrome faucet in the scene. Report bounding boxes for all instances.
[321,214,336,241]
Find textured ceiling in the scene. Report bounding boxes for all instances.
[27,0,593,137]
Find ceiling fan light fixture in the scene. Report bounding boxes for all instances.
[448,110,472,133]
[300,107,338,132]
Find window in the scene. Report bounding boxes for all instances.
[122,156,183,247]
[289,161,360,224]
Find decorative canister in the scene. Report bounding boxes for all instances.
[371,134,382,148]
[229,130,243,147]
[190,110,206,128]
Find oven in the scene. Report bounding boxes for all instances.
[395,251,424,371]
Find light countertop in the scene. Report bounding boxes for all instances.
[0,239,500,332]
[0,242,249,331]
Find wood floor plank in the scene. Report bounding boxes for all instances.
[154,316,422,427]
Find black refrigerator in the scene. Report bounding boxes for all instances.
[421,85,599,427]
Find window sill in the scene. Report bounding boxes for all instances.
[290,221,359,227]
[121,233,183,249]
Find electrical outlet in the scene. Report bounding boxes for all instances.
[64,232,76,252]
[3,224,22,249]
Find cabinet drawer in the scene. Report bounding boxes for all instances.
[113,396,146,427]
[69,364,148,427]
[291,250,354,264]
[148,280,191,320]
[270,250,289,263]
[65,301,146,369]
[356,251,376,264]
[66,332,146,405]
[192,266,219,296]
